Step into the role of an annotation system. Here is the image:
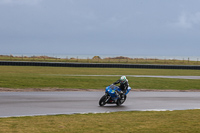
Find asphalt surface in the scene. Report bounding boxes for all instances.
[0,91,200,117]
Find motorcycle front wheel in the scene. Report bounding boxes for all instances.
[99,95,107,106]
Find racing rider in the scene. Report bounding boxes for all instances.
[113,76,129,99]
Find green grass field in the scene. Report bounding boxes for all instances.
[0,66,200,133]
[0,66,200,90]
[0,110,200,133]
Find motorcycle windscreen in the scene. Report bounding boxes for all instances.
[106,86,118,98]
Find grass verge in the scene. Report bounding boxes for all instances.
[0,66,200,90]
[0,110,200,133]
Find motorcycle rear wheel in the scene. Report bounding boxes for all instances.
[116,95,127,106]
[120,95,127,104]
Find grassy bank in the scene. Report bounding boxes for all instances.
[0,66,200,90]
[0,110,200,133]
[0,55,199,65]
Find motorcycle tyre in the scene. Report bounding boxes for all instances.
[99,95,107,106]
[116,99,121,106]
[116,95,127,106]
[120,95,127,104]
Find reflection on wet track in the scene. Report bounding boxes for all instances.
[0,91,200,117]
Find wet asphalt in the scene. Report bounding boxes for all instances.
[0,91,200,117]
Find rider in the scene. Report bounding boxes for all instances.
[113,76,129,99]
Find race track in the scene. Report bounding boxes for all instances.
[0,91,200,117]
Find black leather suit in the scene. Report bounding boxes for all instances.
[113,79,129,94]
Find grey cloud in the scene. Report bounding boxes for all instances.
[0,0,42,5]
[0,0,200,56]
[169,12,200,29]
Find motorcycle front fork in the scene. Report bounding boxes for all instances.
[105,94,111,102]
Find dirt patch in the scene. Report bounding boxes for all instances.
[0,88,200,92]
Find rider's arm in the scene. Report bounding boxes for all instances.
[113,79,120,85]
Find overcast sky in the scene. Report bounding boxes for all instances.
[0,0,200,57]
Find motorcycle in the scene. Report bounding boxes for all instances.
[99,84,131,106]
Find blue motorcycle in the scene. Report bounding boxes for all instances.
[99,84,131,106]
